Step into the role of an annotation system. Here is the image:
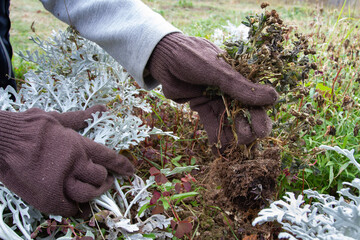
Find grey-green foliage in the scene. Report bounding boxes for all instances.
[94,176,173,240]
[253,145,360,240]
[0,29,176,239]
[0,183,42,240]
[11,29,152,152]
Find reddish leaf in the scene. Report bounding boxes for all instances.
[150,191,161,205]
[162,191,171,197]
[89,210,111,227]
[181,174,196,183]
[46,220,57,235]
[183,182,192,192]
[175,183,182,194]
[89,218,96,227]
[152,204,164,215]
[174,221,192,238]
[155,174,168,184]
[149,167,160,176]
[171,220,177,229]
[30,226,42,239]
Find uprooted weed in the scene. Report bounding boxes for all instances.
[202,2,324,231]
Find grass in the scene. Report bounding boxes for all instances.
[10,0,67,50]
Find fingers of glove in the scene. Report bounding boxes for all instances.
[65,175,114,203]
[235,115,257,145]
[217,72,278,107]
[161,78,205,102]
[166,35,278,106]
[83,137,135,177]
[249,108,273,139]
[198,37,279,106]
[73,161,109,187]
[48,105,107,131]
[190,98,225,144]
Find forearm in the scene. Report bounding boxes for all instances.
[39,0,180,89]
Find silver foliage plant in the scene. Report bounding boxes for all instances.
[253,145,360,240]
[0,29,176,239]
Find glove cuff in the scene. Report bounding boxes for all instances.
[0,109,52,161]
[147,32,185,82]
[0,111,27,159]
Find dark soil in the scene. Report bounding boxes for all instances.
[193,146,281,239]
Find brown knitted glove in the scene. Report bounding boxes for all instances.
[0,105,134,217]
[147,33,278,149]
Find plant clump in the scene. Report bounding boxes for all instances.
[207,3,323,219]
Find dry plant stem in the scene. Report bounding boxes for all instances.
[295,96,305,127]
[216,108,231,161]
[342,71,358,98]
[264,136,319,157]
[302,169,305,195]
[166,198,181,222]
[221,94,239,144]
[331,67,343,102]
[90,205,106,240]
[191,115,200,151]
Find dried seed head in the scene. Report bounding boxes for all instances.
[315,95,325,107]
[316,119,323,125]
[289,134,299,142]
[311,63,318,70]
[299,113,308,121]
[261,2,270,8]
[265,10,271,18]
[325,125,336,136]
[290,108,301,118]
[307,116,316,126]
[299,87,310,96]
[342,95,353,106]
[354,124,360,137]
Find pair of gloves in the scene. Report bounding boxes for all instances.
[0,33,277,217]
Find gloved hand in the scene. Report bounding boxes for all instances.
[0,105,134,217]
[147,33,278,150]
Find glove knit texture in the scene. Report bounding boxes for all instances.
[0,106,134,217]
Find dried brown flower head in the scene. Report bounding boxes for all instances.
[261,2,270,9]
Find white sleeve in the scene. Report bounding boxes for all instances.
[39,0,180,89]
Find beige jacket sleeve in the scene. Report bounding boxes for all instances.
[40,0,181,89]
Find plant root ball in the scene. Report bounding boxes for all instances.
[212,147,281,210]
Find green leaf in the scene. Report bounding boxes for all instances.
[335,161,351,178]
[161,166,198,177]
[328,165,334,188]
[242,21,251,27]
[138,202,152,217]
[162,199,170,210]
[170,192,199,205]
[143,233,157,239]
[315,83,332,94]
[190,157,197,165]
[171,156,182,167]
